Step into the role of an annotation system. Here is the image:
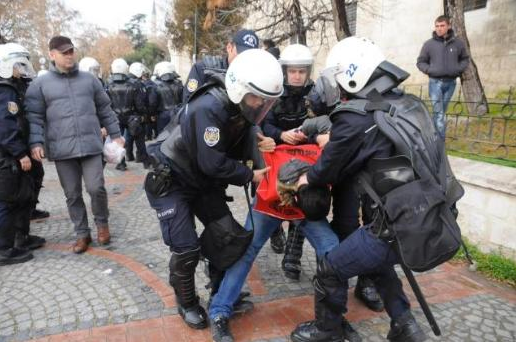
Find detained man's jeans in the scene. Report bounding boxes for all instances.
[429,77,456,140]
[208,208,339,320]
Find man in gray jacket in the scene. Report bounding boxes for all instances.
[25,36,124,253]
[417,15,469,140]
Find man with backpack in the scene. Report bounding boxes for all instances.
[288,37,464,342]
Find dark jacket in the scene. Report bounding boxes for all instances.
[161,77,253,189]
[25,63,121,161]
[0,81,29,165]
[262,82,328,144]
[307,94,397,186]
[417,29,469,79]
[182,56,228,103]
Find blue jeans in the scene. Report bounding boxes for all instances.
[208,209,339,320]
[429,77,456,140]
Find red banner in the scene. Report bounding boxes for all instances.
[254,144,321,220]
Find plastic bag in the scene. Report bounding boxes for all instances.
[103,136,126,164]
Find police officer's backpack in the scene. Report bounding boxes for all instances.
[349,90,465,272]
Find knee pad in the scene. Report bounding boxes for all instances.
[314,256,346,313]
[169,248,200,276]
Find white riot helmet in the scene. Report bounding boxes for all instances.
[111,58,129,75]
[225,49,283,125]
[79,56,101,78]
[0,43,35,79]
[319,37,385,105]
[279,44,313,87]
[154,61,175,78]
[129,62,145,78]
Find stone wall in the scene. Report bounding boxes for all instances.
[449,156,516,260]
[352,0,516,97]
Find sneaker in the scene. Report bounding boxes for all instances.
[30,208,50,220]
[0,247,34,266]
[211,316,234,342]
[15,234,46,250]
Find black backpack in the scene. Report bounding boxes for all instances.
[349,90,465,272]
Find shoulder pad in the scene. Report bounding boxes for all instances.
[330,99,369,118]
[187,72,226,104]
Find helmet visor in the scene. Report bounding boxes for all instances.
[239,93,277,125]
[318,65,343,107]
[13,60,36,79]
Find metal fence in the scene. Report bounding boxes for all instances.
[402,85,516,162]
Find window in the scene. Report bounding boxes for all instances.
[464,0,488,12]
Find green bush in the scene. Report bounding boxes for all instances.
[454,239,516,287]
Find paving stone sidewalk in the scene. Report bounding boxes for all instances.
[0,160,515,342]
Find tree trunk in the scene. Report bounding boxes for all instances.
[444,0,488,114]
[292,0,307,44]
[331,0,352,40]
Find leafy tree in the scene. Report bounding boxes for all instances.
[166,0,245,57]
[124,41,166,72]
[124,13,148,50]
[85,32,134,78]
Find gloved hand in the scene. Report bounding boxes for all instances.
[301,116,331,136]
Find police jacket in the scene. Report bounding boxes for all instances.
[307,93,400,186]
[262,81,325,143]
[416,29,469,79]
[143,79,159,115]
[0,79,29,167]
[182,55,228,103]
[25,63,121,161]
[155,75,183,113]
[160,74,253,189]
[106,75,147,118]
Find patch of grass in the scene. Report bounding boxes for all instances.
[453,238,516,287]
[447,150,516,168]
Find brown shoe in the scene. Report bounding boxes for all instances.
[97,226,111,245]
[73,236,92,254]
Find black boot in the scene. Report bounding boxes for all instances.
[282,222,305,280]
[211,316,234,342]
[269,227,285,254]
[169,249,208,329]
[30,208,50,220]
[354,275,384,312]
[15,234,46,250]
[291,257,347,342]
[0,247,33,266]
[116,158,127,171]
[126,152,135,161]
[342,318,362,342]
[387,311,427,342]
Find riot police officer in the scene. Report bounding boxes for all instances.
[290,37,427,342]
[153,61,183,133]
[106,59,148,170]
[261,43,330,280]
[0,43,46,265]
[144,49,283,330]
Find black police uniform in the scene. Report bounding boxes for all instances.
[144,74,254,329]
[106,74,148,167]
[155,73,183,134]
[182,56,228,103]
[0,78,45,261]
[142,78,159,140]
[291,90,422,342]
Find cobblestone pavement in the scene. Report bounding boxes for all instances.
[0,160,515,342]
